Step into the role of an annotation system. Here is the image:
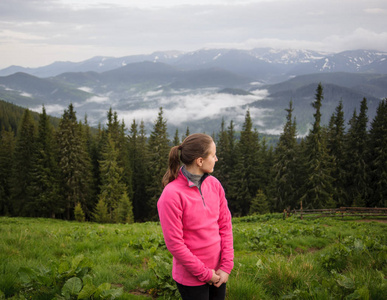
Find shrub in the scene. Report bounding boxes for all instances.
[92,199,109,223]
[74,202,85,222]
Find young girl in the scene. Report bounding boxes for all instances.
[157,133,234,300]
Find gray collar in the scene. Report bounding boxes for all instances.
[181,165,204,188]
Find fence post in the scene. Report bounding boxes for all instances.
[300,201,303,220]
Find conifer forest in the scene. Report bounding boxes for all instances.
[0,84,386,222]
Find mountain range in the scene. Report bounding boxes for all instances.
[0,48,386,136]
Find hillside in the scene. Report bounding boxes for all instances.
[0,99,60,133]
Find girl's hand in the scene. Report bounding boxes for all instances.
[207,269,220,285]
[214,269,229,288]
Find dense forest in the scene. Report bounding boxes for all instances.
[0,84,386,222]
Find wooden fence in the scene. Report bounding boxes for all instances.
[288,207,387,220]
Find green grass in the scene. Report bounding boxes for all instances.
[0,215,386,299]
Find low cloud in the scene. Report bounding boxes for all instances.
[113,89,270,131]
[86,95,110,103]
[30,104,66,115]
[78,86,93,93]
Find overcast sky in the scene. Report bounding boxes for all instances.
[1,0,386,69]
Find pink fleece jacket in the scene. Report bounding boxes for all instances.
[157,170,234,286]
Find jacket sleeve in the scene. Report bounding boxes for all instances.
[157,190,213,283]
[217,183,234,274]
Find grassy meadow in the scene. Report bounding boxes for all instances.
[0,215,386,299]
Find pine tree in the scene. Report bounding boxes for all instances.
[327,101,347,207]
[105,110,133,207]
[74,202,85,222]
[98,134,126,222]
[92,198,109,223]
[301,84,334,208]
[57,104,93,219]
[258,138,275,209]
[231,110,260,216]
[83,116,100,217]
[91,124,105,200]
[173,129,180,146]
[249,189,270,215]
[182,127,190,141]
[128,120,150,221]
[0,128,15,215]
[344,98,370,207]
[29,106,61,218]
[213,119,230,188]
[147,108,170,220]
[10,109,36,216]
[273,101,299,211]
[224,120,240,215]
[367,99,387,207]
[115,191,134,224]
[118,119,133,201]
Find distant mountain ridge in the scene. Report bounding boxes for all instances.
[0,48,386,136]
[1,48,386,83]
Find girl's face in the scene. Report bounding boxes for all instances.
[200,141,218,173]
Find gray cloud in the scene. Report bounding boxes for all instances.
[0,0,386,68]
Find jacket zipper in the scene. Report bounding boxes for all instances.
[198,187,206,207]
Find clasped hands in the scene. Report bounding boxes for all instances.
[207,269,229,287]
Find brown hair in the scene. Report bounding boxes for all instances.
[162,133,214,187]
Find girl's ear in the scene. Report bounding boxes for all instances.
[196,157,203,167]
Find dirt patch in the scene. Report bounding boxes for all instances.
[294,247,320,254]
[352,219,387,224]
[129,289,153,298]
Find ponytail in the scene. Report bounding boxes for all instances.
[162,145,181,187]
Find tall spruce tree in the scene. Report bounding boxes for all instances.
[218,120,239,215]
[300,84,334,208]
[173,129,180,146]
[128,119,150,221]
[231,110,260,216]
[273,100,299,211]
[0,128,15,215]
[118,119,133,200]
[83,116,100,216]
[98,133,127,222]
[344,98,370,207]
[10,109,36,216]
[147,108,170,220]
[327,101,347,207]
[57,104,93,219]
[77,118,96,219]
[105,110,133,203]
[182,127,190,141]
[367,99,387,207]
[213,119,230,188]
[257,138,275,211]
[29,106,61,218]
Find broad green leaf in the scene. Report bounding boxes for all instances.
[82,274,93,286]
[94,282,111,298]
[100,288,123,300]
[18,267,36,284]
[58,261,71,274]
[77,283,96,299]
[71,255,85,270]
[62,277,83,296]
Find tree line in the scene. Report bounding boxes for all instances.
[0,84,386,222]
